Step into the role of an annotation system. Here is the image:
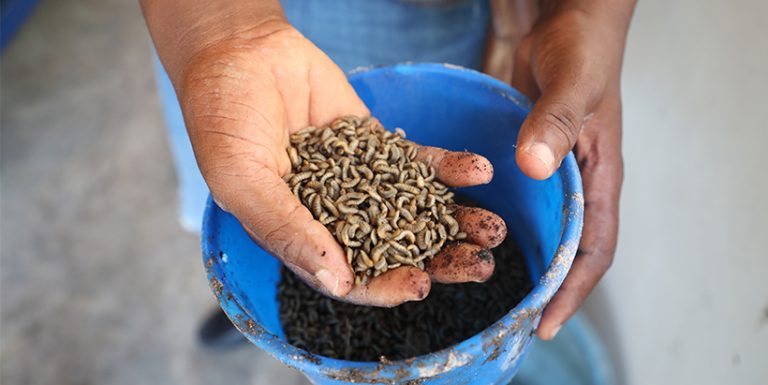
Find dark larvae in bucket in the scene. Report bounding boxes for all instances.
[277,201,533,361]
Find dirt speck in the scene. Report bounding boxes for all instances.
[242,319,264,336]
[209,277,223,298]
[300,351,321,365]
[482,330,505,363]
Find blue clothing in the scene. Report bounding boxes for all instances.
[281,0,490,72]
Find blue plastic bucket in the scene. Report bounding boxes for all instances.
[202,63,584,384]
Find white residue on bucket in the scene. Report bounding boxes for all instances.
[221,252,228,263]
[417,350,472,378]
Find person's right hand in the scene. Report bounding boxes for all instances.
[171,19,507,306]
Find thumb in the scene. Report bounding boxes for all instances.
[216,165,355,298]
[516,86,591,180]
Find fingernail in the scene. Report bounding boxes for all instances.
[315,269,340,296]
[524,143,555,174]
[549,324,562,340]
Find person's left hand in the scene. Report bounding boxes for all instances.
[508,2,635,340]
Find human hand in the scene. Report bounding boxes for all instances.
[510,2,635,339]
[172,20,506,306]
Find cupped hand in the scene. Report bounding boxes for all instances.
[178,21,506,307]
[509,4,633,339]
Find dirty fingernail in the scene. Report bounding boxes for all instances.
[549,324,562,340]
[524,143,555,174]
[315,269,340,296]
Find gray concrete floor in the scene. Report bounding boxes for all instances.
[2,0,767,385]
[0,1,307,384]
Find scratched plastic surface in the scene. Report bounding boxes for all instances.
[202,63,584,385]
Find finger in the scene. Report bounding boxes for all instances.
[536,200,617,339]
[413,145,494,187]
[342,267,431,307]
[537,96,623,340]
[450,205,507,248]
[234,169,355,298]
[185,85,355,297]
[510,38,540,100]
[426,242,495,284]
[515,79,596,181]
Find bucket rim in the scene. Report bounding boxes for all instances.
[202,62,584,381]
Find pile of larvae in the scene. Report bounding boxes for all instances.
[284,116,464,284]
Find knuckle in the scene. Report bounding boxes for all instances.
[578,245,616,273]
[597,252,615,272]
[261,220,299,260]
[541,104,581,148]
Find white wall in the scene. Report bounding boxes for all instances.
[584,1,768,384]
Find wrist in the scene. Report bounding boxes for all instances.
[542,0,636,34]
[174,16,291,85]
[142,0,289,85]
[539,1,634,80]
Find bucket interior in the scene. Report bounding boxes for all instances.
[204,64,566,349]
